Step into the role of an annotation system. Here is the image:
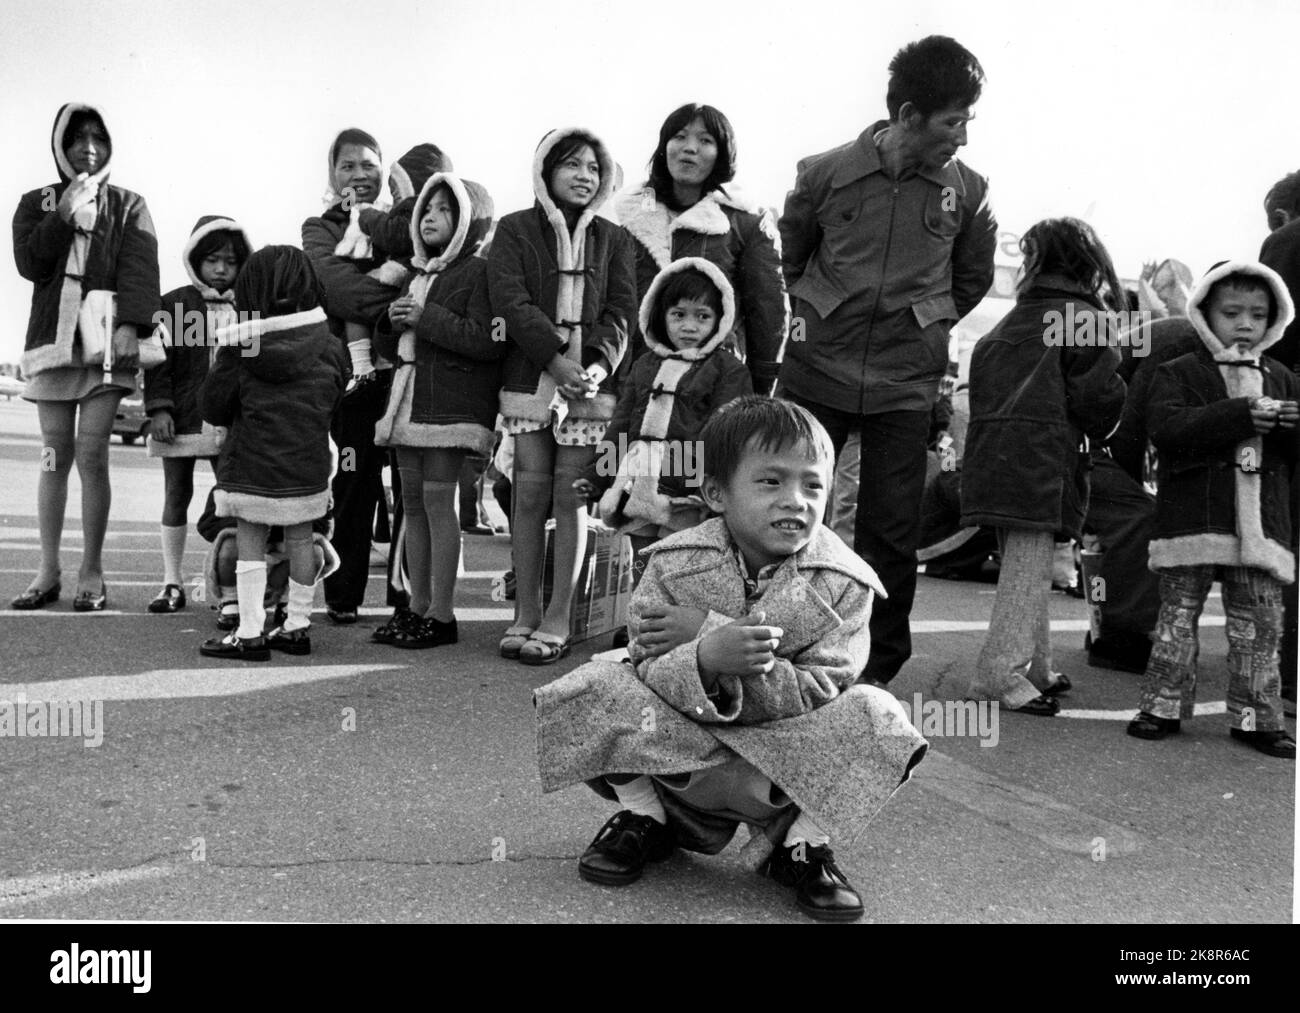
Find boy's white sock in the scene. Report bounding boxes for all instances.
[284,578,315,633]
[234,561,267,640]
[348,339,374,376]
[611,776,666,824]
[160,524,187,586]
[784,811,830,848]
[218,585,238,608]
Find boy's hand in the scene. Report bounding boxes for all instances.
[636,605,708,657]
[571,477,598,503]
[388,296,418,328]
[151,409,175,443]
[1276,400,1299,429]
[697,611,784,679]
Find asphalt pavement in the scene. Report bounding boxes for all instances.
[0,397,1293,923]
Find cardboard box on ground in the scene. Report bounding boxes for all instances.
[541,519,634,643]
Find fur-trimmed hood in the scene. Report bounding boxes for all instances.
[638,256,736,360]
[1187,260,1295,363]
[532,127,617,233]
[615,184,761,270]
[409,172,493,270]
[182,216,254,293]
[388,143,454,202]
[51,101,111,185]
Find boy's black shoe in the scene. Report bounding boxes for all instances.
[1127,712,1180,740]
[200,633,270,661]
[578,810,674,886]
[610,627,630,650]
[372,607,415,644]
[763,841,864,922]
[1229,727,1296,759]
[266,624,311,656]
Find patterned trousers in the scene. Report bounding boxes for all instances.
[1139,565,1284,730]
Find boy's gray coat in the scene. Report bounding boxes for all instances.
[534,518,928,846]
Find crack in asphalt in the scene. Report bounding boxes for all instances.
[206,853,582,870]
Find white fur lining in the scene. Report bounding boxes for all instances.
[181,218,253,291]
[636,256,736,360]
[214,488,331,526]
[614,186,756,270]
[1149,532,1295,584]
[210,306,327,348]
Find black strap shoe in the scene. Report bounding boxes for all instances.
[11,582,60,610]
[266,624,312,656]
[1008,694,1060,716]
[763,841,864,922]
[72,583,107,612]
[578,810,675,886]
[1127,712,1181,739]
[199,633,270,661]
[215,601,240,631]
[1230,727,1295,758]
[147,584,187,613]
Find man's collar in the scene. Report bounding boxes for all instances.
[831,119,965,193]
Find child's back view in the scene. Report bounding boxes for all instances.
[1128,260,1298,758]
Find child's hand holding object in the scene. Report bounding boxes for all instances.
[636,605,709,657]
[697,611,784,686]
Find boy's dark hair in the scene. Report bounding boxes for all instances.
[652,267,724,343]
[1264,171,1300,232]
[1205,271,1279,329]
[886,35,985,121]
[233,245,322,318]
[646,103,737,211]
[542,131,602,199]
[189,228,251,278]
[700,396,835,486]
[1019,217,1128,313]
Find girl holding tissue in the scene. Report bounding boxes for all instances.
[12,102,160,612]
[489,128,637,664]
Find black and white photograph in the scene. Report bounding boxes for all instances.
[0,0,1294,971]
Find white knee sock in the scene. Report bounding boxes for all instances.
[284,578,315,632]
[161,524,187,586]
[235,561,267,640]
[784,811,830,848]
[611,776,666,824]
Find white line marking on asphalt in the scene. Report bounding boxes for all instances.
[0,664,407,702]
[0,606,518,620]
[912,617,1225,633]
[913,751,1144,856]
[1059,702,1227,721]
[0,864,175,909]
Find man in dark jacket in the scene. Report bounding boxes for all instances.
[777,36,997,685]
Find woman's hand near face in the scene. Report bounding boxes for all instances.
[56,174,95,223]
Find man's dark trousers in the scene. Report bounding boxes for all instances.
[786,392,930,685]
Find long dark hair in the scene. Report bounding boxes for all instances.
[646,103,736,210]
[1018,218,1127,312]
[541,131,602,203]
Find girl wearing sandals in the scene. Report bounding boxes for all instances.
[11,102,160,613]
[372,172,499,648]
[143,216,253,614]
[488,128,637,665]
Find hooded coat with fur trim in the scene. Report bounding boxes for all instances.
[615,185,786,395]
[1145,261,1299,583]
[580,258,752,525]
[960,283,1127,539]
[490,128,636,423]
[534,517,927,856]
[143,216,253,457]
[13,103,160,377]
[200,308,347,524]
[360,143,454,263]
[372,173,501,453]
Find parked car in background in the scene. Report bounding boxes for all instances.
[113,387,150,445]
[0,375,25,400]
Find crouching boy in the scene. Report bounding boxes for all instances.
[534,396,928,921]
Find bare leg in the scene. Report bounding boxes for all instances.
[511,430,556,631]
[423,448,466,623]
[73,391,125,592]
[396,448,432,616]
[32,401,77,591]
[538,443,597,640]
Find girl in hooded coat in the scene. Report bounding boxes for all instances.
[489,128,637,665]
[198,246,347,660]
[12,102,160,612]
[143,216,253,616]
[372,172,500,648]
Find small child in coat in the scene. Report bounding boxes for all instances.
[535,396,928,922]
[1128,260,1298,758]
[573,257,752,580]
[144,216,253,614]
[197,246,347,660]
[371,172,500,648]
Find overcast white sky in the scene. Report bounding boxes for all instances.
[1,0,1296,362]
